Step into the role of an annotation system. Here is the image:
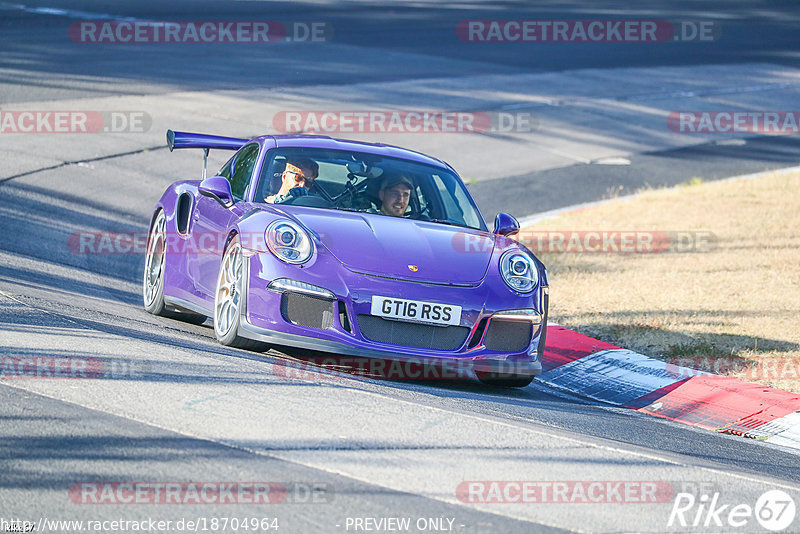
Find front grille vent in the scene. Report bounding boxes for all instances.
[483,320,532,352]
[280,293,334,329]
[356,315,469,351]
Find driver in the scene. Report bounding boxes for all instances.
[377,174,413,217]
[265,158,319,204]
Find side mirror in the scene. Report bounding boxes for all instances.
[199,176,234,208]
[494,212,520,237]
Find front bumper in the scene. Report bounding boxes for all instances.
[237,252,547,377]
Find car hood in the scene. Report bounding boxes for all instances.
[290,210,496,284]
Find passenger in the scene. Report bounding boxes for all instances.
[265,158,319,203]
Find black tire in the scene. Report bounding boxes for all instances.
[142,210,207,324]
[213,235,268,351]
[476,371,535,388]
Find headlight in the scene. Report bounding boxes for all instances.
[266,220,314,264]
[499,250,538,293]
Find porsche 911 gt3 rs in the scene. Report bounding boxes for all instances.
[143,130,548,387]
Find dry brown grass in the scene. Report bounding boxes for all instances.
[520,170,800,392]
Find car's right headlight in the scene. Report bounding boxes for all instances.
[265,220,314,264]
[499,250,538,293]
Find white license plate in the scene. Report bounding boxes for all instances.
[370,296,462,326]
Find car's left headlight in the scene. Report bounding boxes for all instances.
[266,220,314,264]
[499,250,538,293]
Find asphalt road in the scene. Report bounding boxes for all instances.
[1,1,800,533]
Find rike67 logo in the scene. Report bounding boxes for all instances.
[668,489,796,531]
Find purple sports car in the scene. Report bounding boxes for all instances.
[143,130,548,386]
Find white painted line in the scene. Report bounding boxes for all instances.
[531,145,593,165]
[621,82,800,102]
[714,139,747,146]
[538,348,688,406]
[592,157,631,165]
[762,412,800,450]
[0,2,143,21]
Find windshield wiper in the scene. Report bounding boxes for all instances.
[333,206,363,212]
[427,218,472,229]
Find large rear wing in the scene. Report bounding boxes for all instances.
[166,129,248,151]
[166,129,249,179]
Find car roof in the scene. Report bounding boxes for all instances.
[257,134,453,171]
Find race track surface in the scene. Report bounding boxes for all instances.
[2,2,800,532]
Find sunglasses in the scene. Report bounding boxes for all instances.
[285,169,315,182]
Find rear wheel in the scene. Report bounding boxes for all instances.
[214,235,268,350]
[143,211,169,315]
[476,371,535,388]
[142,210,207,325]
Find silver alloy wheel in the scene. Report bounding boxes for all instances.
[143,212,166,308]
[214,238,243,337]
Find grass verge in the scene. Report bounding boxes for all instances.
[520,169,800,393]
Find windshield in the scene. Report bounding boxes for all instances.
[254,147,487,231]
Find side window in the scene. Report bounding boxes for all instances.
[433,175,460,220]
[414,182,428,216]
[217,158,232,180]
[228,143,260,200]
[431,174,480,228]
[261,155,287,198]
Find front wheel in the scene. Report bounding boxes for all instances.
[476,371,535,388]
[214,235,268,350]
